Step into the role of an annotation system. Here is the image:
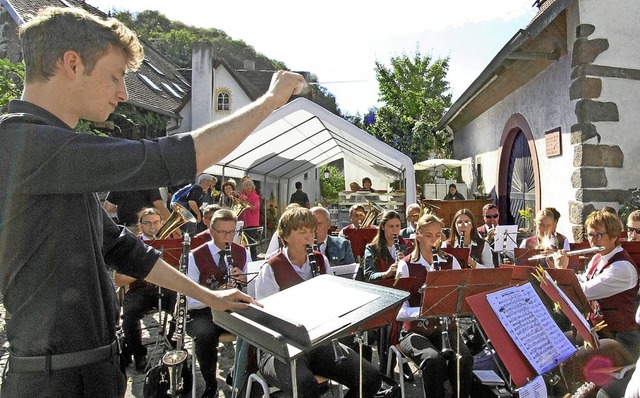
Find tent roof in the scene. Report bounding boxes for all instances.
[205,98,416,202]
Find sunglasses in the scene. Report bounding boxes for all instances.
[484,214,499,219]
[628,226,640,234]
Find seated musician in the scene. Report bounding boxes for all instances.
[442,208,493,268]
[311,206,355,266]
[116,208,177,371]
[519,207,570,266]
[399,203,421,239]
[626,209,640,242]
[338,204,366,238]
[186,209,249,398]
[194,204,221,243]
[363,210,409,282]
[254,206,381,398]
[554,210,640,362]
[396,213,473,398]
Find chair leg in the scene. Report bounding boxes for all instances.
[245,373,271,398]
[387,345,406,398]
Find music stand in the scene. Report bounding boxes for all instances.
[212,275,409,398]
[342,228,378,258]
[441,247,471,269]
[420,268,513,318]
[513,248,541,266]
[494,225,518,263]
[148,237,208,268]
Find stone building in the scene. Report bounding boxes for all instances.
[438,0,640,240]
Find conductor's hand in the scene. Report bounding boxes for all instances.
[203,288,261,312]
[267,71,307,105]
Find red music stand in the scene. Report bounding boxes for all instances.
[513,248,542,267]
[441,247,471,269]
[342,228,378,258]
[420,268,513,318]
[147,236,208,268]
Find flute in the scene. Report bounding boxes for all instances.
[528,246,604,261]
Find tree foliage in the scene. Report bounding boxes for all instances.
[364,48,453,173]
[319,165,345,204]
[0,58,24,113]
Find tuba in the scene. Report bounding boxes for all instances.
[155,202,196,239]
[229,196,248,217]
[360,200,384,228]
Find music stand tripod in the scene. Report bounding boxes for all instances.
[419,268,514,398]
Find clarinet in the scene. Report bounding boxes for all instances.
[432,247,441,271]
[224,242,237,288]
[162,233,190,397]
[393,234,401,261]
[458,230,465,248]
[306,244,320,278]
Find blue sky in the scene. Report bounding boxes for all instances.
[89,0,537,116]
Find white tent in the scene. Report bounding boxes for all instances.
[204,98,416,210]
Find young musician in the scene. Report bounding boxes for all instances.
[396,214,472,398]
[520,207,571,251]
[186,209,249,397]
[255,207,381,398]
[338,204,366,238]
[0,7,300,396]
[443,208,493,268]
[363,210,408,281]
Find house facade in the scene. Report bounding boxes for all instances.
[438,0,640,240]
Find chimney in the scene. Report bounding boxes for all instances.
[191,42,216,129]
[243,60,255,71]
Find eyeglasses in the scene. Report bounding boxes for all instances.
[456,220,471,226]
[628,226,640,234]
[585,232,606,241]
[140,221,162,227]
[484,214,499,219]
[212,228,239,237]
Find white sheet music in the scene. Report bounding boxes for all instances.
[517,375,547,398]
[259,276,378,342]
[486,283,576,375]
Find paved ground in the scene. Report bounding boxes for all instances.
[0,239,425,397]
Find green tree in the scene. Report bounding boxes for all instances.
[365,48,452,167]
[0,58,24,113]
[319,165,345,205]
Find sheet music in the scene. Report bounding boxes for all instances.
[259,277,378,342]
[486,283,576,375]
[517,375,547,398]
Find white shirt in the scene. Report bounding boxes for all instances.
[186,241,250,310]
[447,239,493,268]
[395,253,461,321]
[255,246,332,300]
[579,246,637,301]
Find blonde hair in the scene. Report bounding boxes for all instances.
[586,210,622,246]
[19,7,144,82]
[277,207,317,245]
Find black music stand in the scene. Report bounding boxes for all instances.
[212,275,409,398]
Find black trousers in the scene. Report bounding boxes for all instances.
[185,309,227,387]
[399,330,473,398]
[121,286,176,357]
[259,342,381,398]
[1,355,125,398]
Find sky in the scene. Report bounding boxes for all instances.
[88,0,538,116]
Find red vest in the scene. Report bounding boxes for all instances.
[267,251,327,291]
[586,249,640,333]
[191,242,247,288]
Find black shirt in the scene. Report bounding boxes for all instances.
[289,189,310,207]
[106,189,162,225]
[0,100,196,356]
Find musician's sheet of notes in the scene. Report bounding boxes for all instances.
[486,282,576,375]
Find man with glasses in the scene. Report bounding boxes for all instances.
[311,206,355,267]
[627,210,640,241]
[400,203,421,239]
[116,208,177,370]
[186,209,250,397]
[478,204,501,266]
[555,210,640,360]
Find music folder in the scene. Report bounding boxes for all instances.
[211,274,409,362]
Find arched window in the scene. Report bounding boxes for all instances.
[217,92,230,111]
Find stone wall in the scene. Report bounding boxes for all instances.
[0,5,21,63]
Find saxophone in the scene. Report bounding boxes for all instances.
[161,234,191,397]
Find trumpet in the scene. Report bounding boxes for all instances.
[527,246,604,261]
